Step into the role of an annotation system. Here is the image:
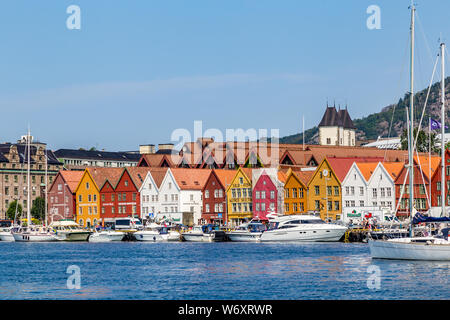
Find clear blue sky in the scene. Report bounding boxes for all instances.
[1,0,449,151]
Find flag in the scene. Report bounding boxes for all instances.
[430,118,448,130]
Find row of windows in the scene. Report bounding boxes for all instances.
[205,203,224,213]
[255,190,275,200]
[5,199,27,207]
[314,200,340,211]
[255,202,275,212]
[205,189,224,199]
[231,202,252,213]
[50,196,69,204]
[314,186,340,196]
[285,188,303,199]
[285,202,305,213]
[100,205,137,214]
[231,188,252,199]
[3,174,51,184]
[3,186,38,196]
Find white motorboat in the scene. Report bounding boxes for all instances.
[0,226,19,241]
[50,220,91,241]
[182,226,205,242]
[260,214,347,242]
[88,230,125,242]
[134,223,180,242]
[226,222,267,242]
[12,225,58,242]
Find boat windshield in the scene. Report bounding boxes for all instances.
[267,222,279,230]
[248,223,266,232]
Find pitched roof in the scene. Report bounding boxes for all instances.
[355,162,379,181]
[381,162,405,180]
[414,155,441,181]
[212,169,238,190]
[126,167,151,190]
[319,106,341,127]
[170,168,212,190]
[328,157,384,182]
[59,171,84,193]
[294,170,315,186]
[277,170,288,183]
[338,108,355,129]
[54,149,140,162]
[0,143,61,165]
[86,167,124,190]
[148,167,169,188]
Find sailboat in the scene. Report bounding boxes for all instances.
[368,4,450,260]
[12,129,58,242]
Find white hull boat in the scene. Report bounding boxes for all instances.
[134,223,181,242]
[88,230,125,242]
[51,220,91,241]
[368,237,450,261]
[0,227,18,241]
[260,214,347,242]
[182,232,204,242]
[12,226,58,242]
[227,231,262,242]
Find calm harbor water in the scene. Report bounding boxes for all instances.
[0,242,448,300]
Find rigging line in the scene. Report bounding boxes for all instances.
[383,30,411,163]
[414,149,431,209]
[415,11,436,65]
[412,53,439,153]
[394,166,410,216]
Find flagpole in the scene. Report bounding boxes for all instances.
[429,117,431,209]
[440,42,446,217]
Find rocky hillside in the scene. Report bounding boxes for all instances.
[280,77,450,145]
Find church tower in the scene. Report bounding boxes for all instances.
[318,104,356,146]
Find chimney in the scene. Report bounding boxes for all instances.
[158,143,174,151]
[139,144,156,154]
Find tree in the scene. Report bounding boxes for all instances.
[400,128,439,153]
[31,197,45,222]
[6,200,22,221]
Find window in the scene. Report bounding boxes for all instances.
[345,200,350,207]
[292,188,297,198]
[255,191,260,199]
[101,194,105,201]
[298,202,304,212]
[334,201,339,211]
[372,188,377,198]
[243,189,247,198]
[270,191,275,199]
[93,194,97,202]
[214,189,219,198]
[386,187,392,197]
[380,188,385,197]
[111,194,115,201]
[360,187,364,196]
[256,203,260,211]
[419,185,426,195]
[124,180,128,187]
[261,203,266,211]
[168,182,172,189]
[350,186,355,196]
[447,166,450,176]
[315,200,320,210]
[437,181,441,191]
[218,189,223,197]
[88,195,92,202]
[190,194,194,201]
[345,186,349,195]
[261,191,266,199]
[360,200,364,207]
[214,204,218,212]
[239,177,244,184]
[205,190,209,198]
[237,189,241,198]
[58,184,62,191]
[293,203,298,212]
[285,203,289,212]
[350,200,355,207]
[86,182,89,189]
[285,189,289,198]
[334,186,339,196]
[132,193,136,201]
[326,138,331,144]
[78,195,82,202]
[122,193,126,200]
[327,201,332,211]
[327,186,332,196]
[232,189,236,198]
[299,188,304,198]
[315,186,320,196]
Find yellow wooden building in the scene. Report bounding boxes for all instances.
[306,158,342,220]
[75,168,101,228]
[283,168,311,215]
[226,167,253,225]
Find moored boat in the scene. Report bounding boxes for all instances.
[134,223,180,242]
[88,229,125,242]
[226,222,266,242]
[0,226,19,242]
[12,225,58,242]
[50,220,91,241]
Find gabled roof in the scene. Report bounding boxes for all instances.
[170,168,212,190]
[212,169,237,190]
[355,162,379,182]
[327,157,382,182]
[338,108,355,129]
[59,171,84,193]
[319,106,341,127]
[148,167,169,188]
[413,155,441,181]
[86,167,124,190]
[381,162,405,181]
[294,170,315,186]
[125,167,151,190]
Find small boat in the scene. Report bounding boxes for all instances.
[0,226,20,242]
[134,223,181,242]
[50,220,91,241]
[88,229,125,242]
[182,225,205,242]
[260,214,347,242]
[226,222,267,242]
[12,225,58,242]
[202,228,227,242]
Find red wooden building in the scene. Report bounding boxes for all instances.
[48,171,83,223]
[430,149,449,208]
[201,169,236,224]
[252,170,279,220]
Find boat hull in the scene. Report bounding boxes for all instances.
[88,232,125,242]
[260,227,346,242]
[368,239,450,261]
[134,231,169,242]
[182,233,204,242]
[0,232,15,242]
[12,233,58,242]
[55,231,91,241]
[227,232,262,242]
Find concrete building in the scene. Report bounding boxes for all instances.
[0,136,63,219]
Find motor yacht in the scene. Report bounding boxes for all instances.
[226,222,267,242]
[260,215,347,242]
[182,225,205,242]
[88,229,126,242]
[134,223,181,242]
[0,226,19,241]
[50,220,91,241]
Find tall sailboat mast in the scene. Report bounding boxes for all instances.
[408,4,415,229]
[27,128,31,226]
[441,42,446,217]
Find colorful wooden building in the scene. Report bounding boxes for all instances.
[226,167,253,225]
[307,158,342,220]
[48,170,83,223]
[252,168,283,220]
[283,169,312,215]
[202,169,236,224]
